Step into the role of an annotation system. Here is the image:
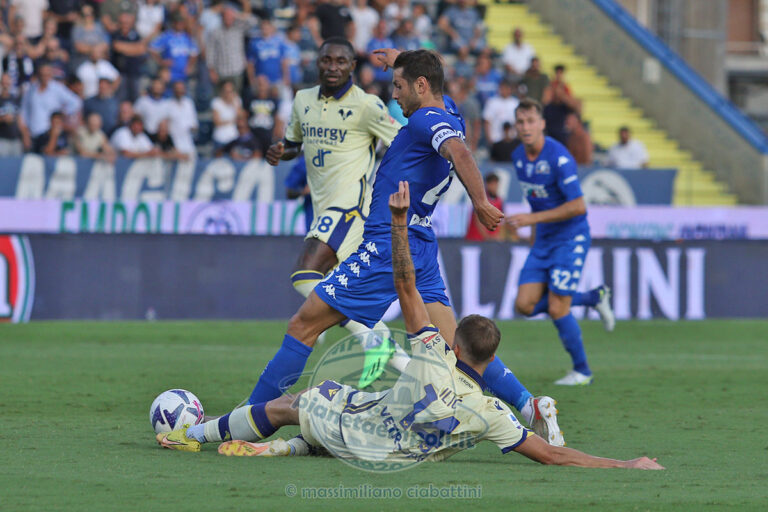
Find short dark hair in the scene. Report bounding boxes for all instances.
[454,315,501,365]
[319,37,355,57]
[619,125,630,133]
[515,98,543,117]
[393,49,444,96]
[554,64,566,72]
[485,172,499,183]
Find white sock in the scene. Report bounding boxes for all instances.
[287,436,310,456]
[291,271,323,298]
[520,397,535,425]
[186,423,206,442]
[390,342,411,373]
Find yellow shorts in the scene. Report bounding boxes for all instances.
[305,207,365,264]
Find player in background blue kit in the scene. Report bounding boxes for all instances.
[508,99,616,386]
[242,50,564,445]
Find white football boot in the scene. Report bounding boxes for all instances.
[554,370,594,386]
[594,285,615,332]
[530,396,565,447]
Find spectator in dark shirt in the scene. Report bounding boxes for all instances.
[0,73,23,156]
[223,110,261,160]
[520,57,549,103]
[1,34,35,96]
[246,74,283,154]
[315,0,354,40]
[37,111,70,156]
[490,122,521,162]
[84,78,120,136]
[48,0,81,48]
[111,12,146,102]
[391,20,420,51]
[155,118,189,161]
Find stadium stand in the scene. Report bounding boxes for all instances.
[483,0,737,205]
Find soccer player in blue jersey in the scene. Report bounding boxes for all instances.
[508,99,616,386]
[245,50,563,444]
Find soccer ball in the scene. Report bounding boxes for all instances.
[149,389,205,434]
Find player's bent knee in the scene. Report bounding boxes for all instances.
[515,299,535,317]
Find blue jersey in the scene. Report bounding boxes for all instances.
[149,31,199,82]
[512,136,588,243]
[285,158,313,232]
[248,35,284,83]
[365,102,465,243]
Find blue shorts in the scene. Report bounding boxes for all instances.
[314,237,450,328]
[519,234,590,296]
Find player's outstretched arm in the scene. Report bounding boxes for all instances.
[439,138,504,231]
[513,433,664,470]
[389,181,431,333]
[507,197,587,229]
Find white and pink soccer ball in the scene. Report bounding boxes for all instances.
[149,389,204,434]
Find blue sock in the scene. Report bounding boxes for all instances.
[483,356,533,412]
[553,313,591,375]
[248,334,313,405]
[248,403,277,439]
[572,288,601,307]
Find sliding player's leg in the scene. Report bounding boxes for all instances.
[247,292,346,405]
[158,393,303,453]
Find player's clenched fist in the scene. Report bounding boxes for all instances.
[389,180,410,220]
[265,141,285,166]
[475,200,505,231]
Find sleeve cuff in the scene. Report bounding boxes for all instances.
[501,428,530,454]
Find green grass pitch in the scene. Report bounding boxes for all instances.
[1,320,766,511]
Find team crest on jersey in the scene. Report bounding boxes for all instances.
[304,106,310,114]
[0,235,35,323]
[535,161,551,175]
[338,108,353,120]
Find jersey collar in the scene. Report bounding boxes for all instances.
[455,359,488,391]
[318,78,353,100]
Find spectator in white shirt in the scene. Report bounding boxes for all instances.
[211,80,242,148]
[136,0,165,41]
[350,0,379,56]
[163,81,198,157]
[501,28,535,78]
[9,0,48,40]
[607,126,649,169]
[110,115,159,158]
[77,45,121,99]
[482,79,520,144]
[133,78,169,137]
[412,3,433,44]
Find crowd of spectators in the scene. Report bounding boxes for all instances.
[0,0,644,167]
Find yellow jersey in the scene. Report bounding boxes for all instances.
[298,326,530,465]
[285,81,401,216]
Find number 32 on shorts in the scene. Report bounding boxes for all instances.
[310,215,333,233]
[551,269,576,292]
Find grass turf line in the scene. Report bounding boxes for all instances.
[0,320,766,511]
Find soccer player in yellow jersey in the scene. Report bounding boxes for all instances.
[159,182,664,471]
[265,38,404,386]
